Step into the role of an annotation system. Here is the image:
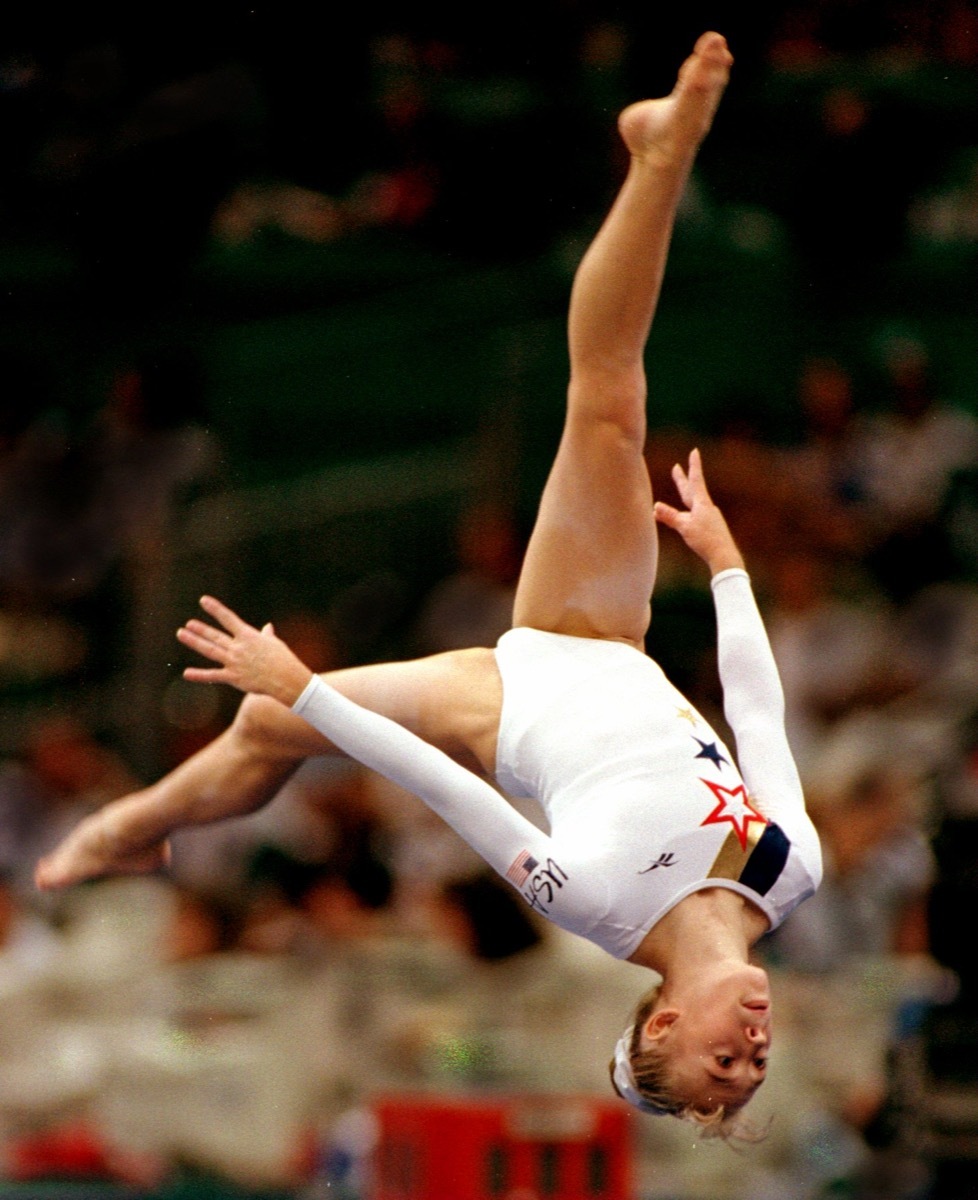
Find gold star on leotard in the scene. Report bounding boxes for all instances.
[676,706,699,727]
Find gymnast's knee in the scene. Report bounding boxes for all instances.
[230,692,303,757]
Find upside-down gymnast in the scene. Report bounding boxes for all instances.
[36,33,821,1135]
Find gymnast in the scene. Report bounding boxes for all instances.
[36,32,821,1135]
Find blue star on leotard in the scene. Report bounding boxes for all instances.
[693,738,729,770]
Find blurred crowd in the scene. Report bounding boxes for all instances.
[0,333,976,1196]
[0,2,976,299]
[0,2,977,1198]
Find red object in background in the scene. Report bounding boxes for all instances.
[371,1094,633,1200]
[7,1120,114,1181]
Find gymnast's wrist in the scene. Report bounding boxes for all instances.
[707,547,745,576]
[711,565,750,589]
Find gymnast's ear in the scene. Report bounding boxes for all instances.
[641,1007,679,1042]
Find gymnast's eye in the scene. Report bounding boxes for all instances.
[716,1056,733,1069]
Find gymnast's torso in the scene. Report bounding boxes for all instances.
[491,622,822,959]
[291,571,823,962]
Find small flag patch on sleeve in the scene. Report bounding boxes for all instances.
[506,850,538,887]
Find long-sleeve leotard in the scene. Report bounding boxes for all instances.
[292,568,821,958]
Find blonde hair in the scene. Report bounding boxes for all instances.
[609,985,768,1144]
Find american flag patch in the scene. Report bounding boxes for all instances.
[506,850,538,887]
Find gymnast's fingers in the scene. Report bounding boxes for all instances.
[183,665,231,684]
[198,595,256,638]
[182,618,230,646]
[686,447,712,501]
[177,625,229,663]
[653,500,682,530]
[671,461,693,509]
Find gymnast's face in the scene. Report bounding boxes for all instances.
[642,963,771,1113]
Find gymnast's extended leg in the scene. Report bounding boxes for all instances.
[512,32,732,646]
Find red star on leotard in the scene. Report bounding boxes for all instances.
[699,779,768,851]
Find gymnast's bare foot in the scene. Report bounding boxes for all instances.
[34,806,170,890]
[618,32,733,167]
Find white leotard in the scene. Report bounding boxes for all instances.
[292,569,822,959]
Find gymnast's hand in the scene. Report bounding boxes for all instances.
[177,596,314,707]
[653,447,745,576]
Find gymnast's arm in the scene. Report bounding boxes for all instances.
[654,447,808,827]
[710,567,807,825]
[291,674,555,879]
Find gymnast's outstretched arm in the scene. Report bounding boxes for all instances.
[291,675,553,880]
[37,598,545,893]
[177,598,553,876]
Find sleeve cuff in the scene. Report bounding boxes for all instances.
[292,674,321,715]
[710,567,750,590]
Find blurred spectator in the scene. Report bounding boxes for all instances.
[0,871,61,973]
[765,549,909,774]
[766,6,834,72]
[293,858,394,952]
[347,33,445,236]
[0,714,137,901]
[212,30,449,251]
[234,873,308,960]
[434,871,543,963]
[861,336,978,599]
[895,582,978,704]
[766,765,936,973]
[94,345,218,534]
[0,343,217,640]
[573,19,632,198]
[263,772,395,958]
[161,882,242,963]
[775,356,872,559]
[212,180,345,246]
[909,148,978,246]
[937,707,978,821]
[0,607,88,689]
[92,877,321,1189]
[411,500,522,654]
[0,402,110,605]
